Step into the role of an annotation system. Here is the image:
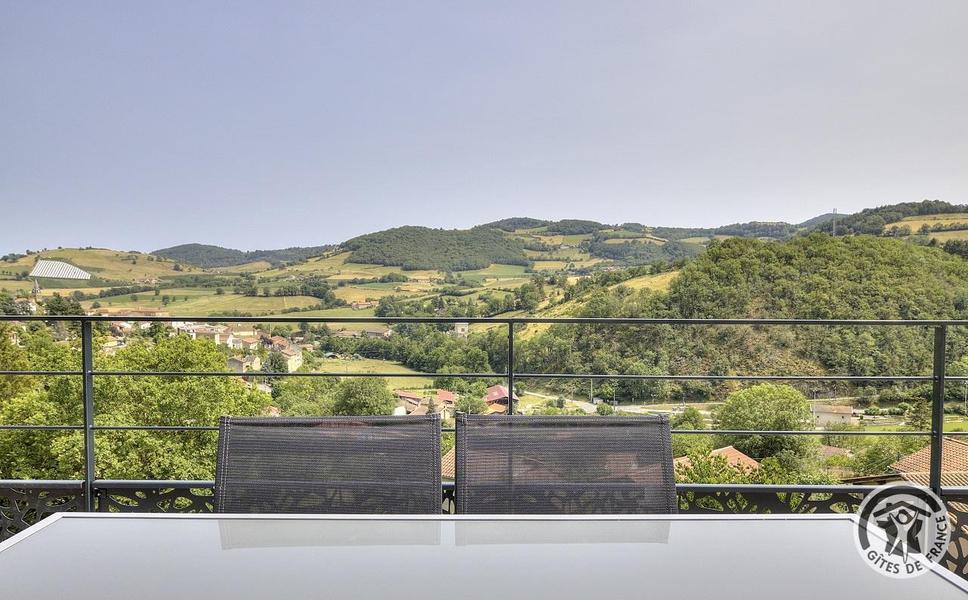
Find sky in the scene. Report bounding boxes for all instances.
[2,1,967,253]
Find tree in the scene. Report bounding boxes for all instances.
[330,378,395,416]
[456,394,487,414]
[596,402,615,416]
[672,406,705,430]
[0,335,269,480]
[261,351,288,382]
[43,293,83,315]
[273,375,339,416]
[0,324,31,402]
[714,384,813,459]
[905,397,932,430]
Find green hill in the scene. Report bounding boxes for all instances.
[519,234,968,402]
[813,200,966,236]
[343,226,529,271]
[152,244,335,268]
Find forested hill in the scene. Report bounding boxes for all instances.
[343,226,530,271]
[152,244,335,268]
[667,234,968,320]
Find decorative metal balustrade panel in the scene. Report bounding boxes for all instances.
[0,484,84,540]
[677,487,865,515]
[96,484,215,514]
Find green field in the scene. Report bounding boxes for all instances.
[2,248,199,281]
[84,291,321,315]
[312,357,434,389]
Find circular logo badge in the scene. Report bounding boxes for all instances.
[854,483,951,579]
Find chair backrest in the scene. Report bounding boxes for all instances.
[456,414,676,514]
[215,415,441,514]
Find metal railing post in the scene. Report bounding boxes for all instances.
[507,320,515,415]
[930,325,946,496]
[81,319,96,511]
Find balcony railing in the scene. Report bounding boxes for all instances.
[1,315,967,579]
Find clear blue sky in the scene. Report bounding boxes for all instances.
[2,1,966,253]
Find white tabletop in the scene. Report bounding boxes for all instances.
[1,513,965,599]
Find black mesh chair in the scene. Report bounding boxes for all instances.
[456,414,676,514]
[215,415,441,514]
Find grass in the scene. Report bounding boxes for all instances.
[312,357,434,389]
[899,213,968,230]
[258,252,442,282]
[924,230,968,243]
[83,291,320,315]
[613,270,679,292]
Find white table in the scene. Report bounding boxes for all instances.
[1,513,965,599]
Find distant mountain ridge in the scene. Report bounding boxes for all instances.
[152,203,955,270]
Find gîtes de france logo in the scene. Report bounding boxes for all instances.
[854,483,951,579]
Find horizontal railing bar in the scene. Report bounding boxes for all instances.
[672,429,929,436]
[0,424,927,436]
[92,425,218,431]
[90,370,503,378]
[2,480,965,495]
[514,373,934,381]
[8,315,968,326]
[0,424,84,430]
[0,371,83,376]
[0,480,85,489]
[94,479,214,489]
[0,370,928,381]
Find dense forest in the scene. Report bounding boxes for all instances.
[152,243,335,268]
[343,226,530,271]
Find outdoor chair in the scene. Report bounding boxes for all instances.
[455,414,676,514]
[215,415,442,514]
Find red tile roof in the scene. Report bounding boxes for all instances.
[674,446,761,471]
[436,390,456,404]
[485,384,518,404]
[890,437,968,487]
[441,447,455,480]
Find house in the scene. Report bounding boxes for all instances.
[229,326,257,338]
[436,389,457,406]
[194,327,234,348]
[269,335,291,351]
[237,336,262,352]
[351,301,378,310]
[486,402,508,415]
[280,347,303,372]
[811,404,854,427]
[674,446,761,472]
[361,328,391,339]
[844,437,968,487]
[452,322,469,338]
[227,355,262,374]
[484,384,518,405]
[395,390,424,412]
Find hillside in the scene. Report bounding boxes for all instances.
[343,226,529,271]
[516,234,968,403]
[814,199,967,236]
[152,243,335,268]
